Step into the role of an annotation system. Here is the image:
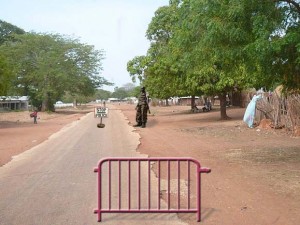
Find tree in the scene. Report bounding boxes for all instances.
[129,0,300,120]
[168,0,284,119]
[111,87,128,99]
[142,5,187,101]
[94,89,111,100]
[0,20,25,45]
[275,0,300,15]
[131,86,142,98]
[0,20,25,96]
[267,0,300,91]
[127,55,149,83]
[0,54,12,96]
[0,32,107,111]
[129,4,204,109]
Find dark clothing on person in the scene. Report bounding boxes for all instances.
[136,104,148,125]
[135,105,142,124]
[134,87,149,128]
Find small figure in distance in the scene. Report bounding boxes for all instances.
[30,109,38,124]
[202,101,212,112]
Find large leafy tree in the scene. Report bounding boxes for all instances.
[128,0,299,120]
[171,0,278,118]
[0,32,106,111]
[94,89,111,100]
[0,20,25,45]
[0,20,25,96]
[111,87,128,99]
[145,5,184,100]
[128,5,187,102]
[127,55,149,83]
[0,55,12,95]
[268,0,300,91]
[165,0,286,119]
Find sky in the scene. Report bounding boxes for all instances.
[0,0,169,91]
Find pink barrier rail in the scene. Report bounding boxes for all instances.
[94,157,211,222]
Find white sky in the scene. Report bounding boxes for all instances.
[0,0,169,91]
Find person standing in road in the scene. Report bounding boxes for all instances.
[31,110,38,124]
[134,87,150,128]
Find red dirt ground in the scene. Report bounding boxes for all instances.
[1,103,300,225]
[0,107,91,166]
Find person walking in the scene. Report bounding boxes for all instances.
[134,87,150,128]
[31,110,38,124]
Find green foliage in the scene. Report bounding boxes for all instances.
[0,20,25,95]
[94,89,112,100]
[132,0,300,119]
[131,86,142,98]
[0,20,25,45]
[0,54,12,95]
[127,56,149,83]
[145,4,188,99]
[111,87,128,100]
[0,32,107,111]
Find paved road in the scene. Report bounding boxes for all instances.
[0,106,187,225]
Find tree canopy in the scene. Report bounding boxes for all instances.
[0,20,25,45]
[0,25,109,111]
[0,21,25,95]
[127,0,300,119]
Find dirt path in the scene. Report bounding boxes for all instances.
[0,107,92,166]
[1,103,300,224]
[116,103,300,225]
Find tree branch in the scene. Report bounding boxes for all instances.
[273,0,300,15]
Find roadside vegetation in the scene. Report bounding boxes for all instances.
[1,1,300,124]
[0,20,112,111]
[127,0,300,120]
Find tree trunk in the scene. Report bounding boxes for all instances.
[165,98,169,106]
[41,101,47,112]
[73,99,77,108]
[219,93,230,120]
[41,92,49,112]
[41,92,55,112]
[191,95,196,110]
[203,96,208,105]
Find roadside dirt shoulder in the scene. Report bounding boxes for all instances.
[117,103,300,225]
[1,103,299,224]
[0,107,93,166]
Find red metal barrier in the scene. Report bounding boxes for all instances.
[94,157,211,222]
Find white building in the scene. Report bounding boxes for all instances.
[0,96,29,111]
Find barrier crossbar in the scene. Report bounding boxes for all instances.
[94,157,211,222]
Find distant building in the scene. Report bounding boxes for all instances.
[107,98,119,103]
[125,97,138,104]
[0,96,29,111]
[107,98,127,103]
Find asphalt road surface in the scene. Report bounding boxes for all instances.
[0,106,187,225]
